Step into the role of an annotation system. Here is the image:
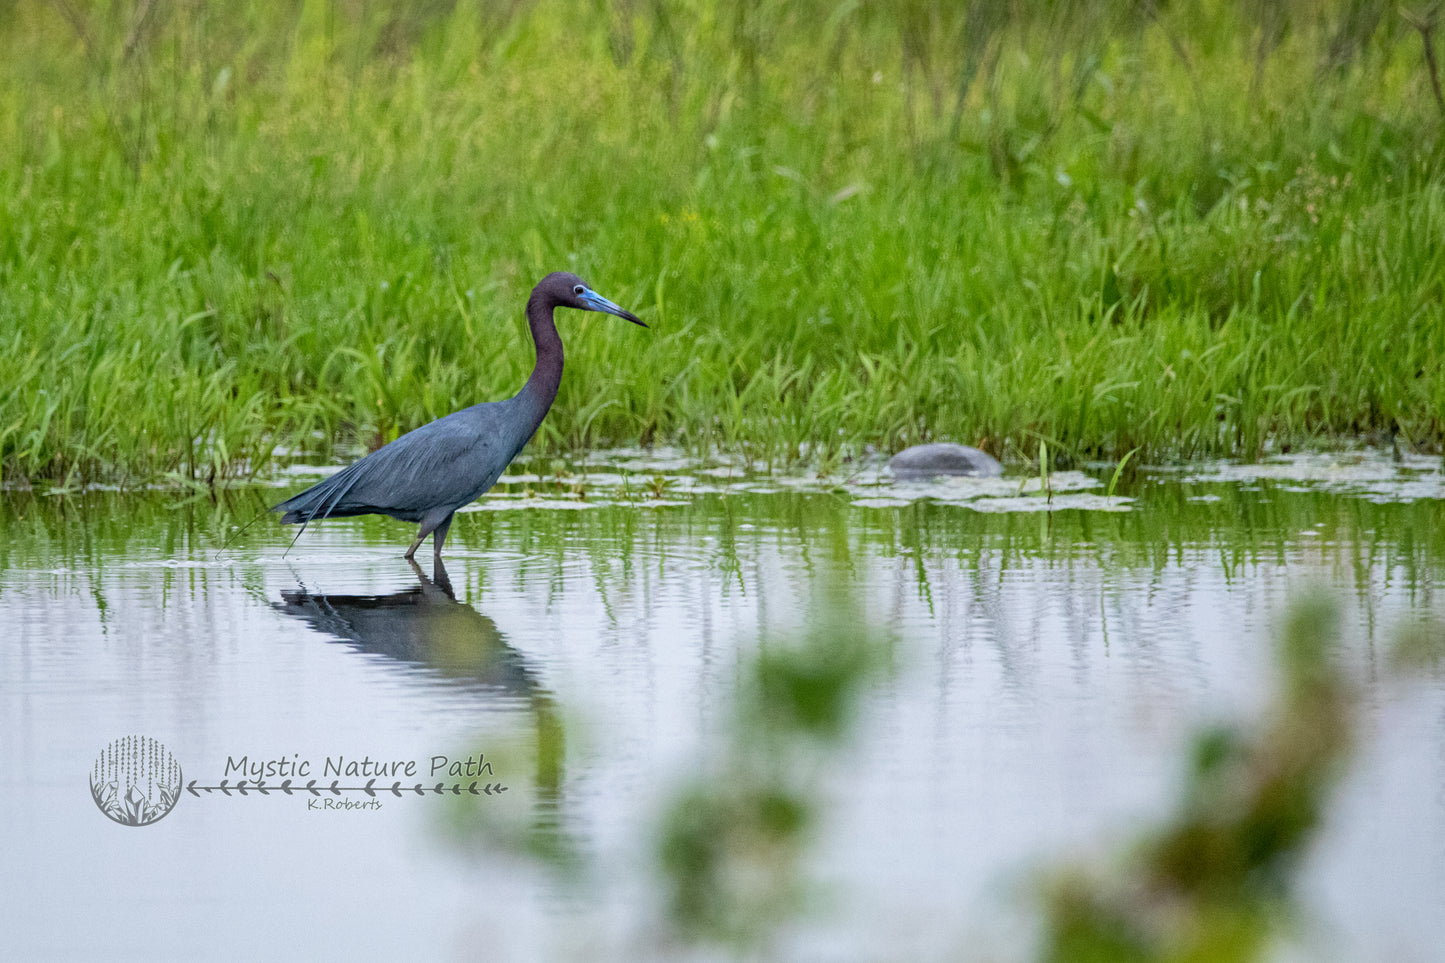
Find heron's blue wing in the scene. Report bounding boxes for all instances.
[273,401,521,523]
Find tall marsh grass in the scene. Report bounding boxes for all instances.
[1,0,1442,484]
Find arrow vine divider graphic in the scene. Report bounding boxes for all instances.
[185,778,507,797]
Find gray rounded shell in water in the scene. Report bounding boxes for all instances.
[888,443,1003,479]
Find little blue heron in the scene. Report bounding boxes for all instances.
[273,272,645,560]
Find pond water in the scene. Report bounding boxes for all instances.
[2,449,1444,961]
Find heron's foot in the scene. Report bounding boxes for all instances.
[404,536,424,561]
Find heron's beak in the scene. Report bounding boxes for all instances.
[580,288,647,327]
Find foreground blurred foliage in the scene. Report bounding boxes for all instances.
[656,598,891,946]
[443,585,894,954]
[2,0,1443,484]
[1040,594,1355,963]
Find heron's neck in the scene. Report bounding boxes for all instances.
[517,293,563,430]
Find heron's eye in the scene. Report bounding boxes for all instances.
[573,285,585,296]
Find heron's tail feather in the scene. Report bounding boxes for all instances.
[272,459,373,522]
[271,457,383,557]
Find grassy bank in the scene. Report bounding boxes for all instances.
[1,0,1442,485]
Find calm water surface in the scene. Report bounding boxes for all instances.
[2,451,1443,961]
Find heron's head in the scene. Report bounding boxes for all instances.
[537,272,646,327]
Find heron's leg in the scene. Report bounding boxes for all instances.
[404,512,453,561]
[431,513,454,559]
[405,516,442,560]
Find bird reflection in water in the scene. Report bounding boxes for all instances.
[275,558,536,696]
[273,559,566,854]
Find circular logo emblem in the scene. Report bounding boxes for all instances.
[89,735,183,826]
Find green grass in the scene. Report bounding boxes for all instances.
[1,0,1443,486]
